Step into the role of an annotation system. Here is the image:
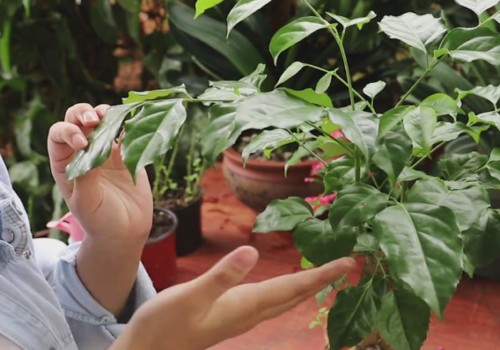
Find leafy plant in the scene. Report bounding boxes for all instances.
[150,104,207,207]
[66,0,500,349]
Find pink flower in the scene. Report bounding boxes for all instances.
[330,130,346,139]
[319,193,336,204]
[305,193,336,212]
[310,161,325,176]
[305,196,318,203]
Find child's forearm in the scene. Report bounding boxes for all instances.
[76,233,148,317]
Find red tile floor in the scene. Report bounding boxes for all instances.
[176,165,500,350]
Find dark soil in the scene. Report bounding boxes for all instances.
[155,186,197,210]
[150,209,175,239]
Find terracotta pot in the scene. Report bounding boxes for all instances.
[141,208,178,291]
[171,195,203,256]
[222,148,323,212]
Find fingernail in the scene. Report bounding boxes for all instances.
[72,134,88,148]
[231,247,257,269]
[83,111,99,123]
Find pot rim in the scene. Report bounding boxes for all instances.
[148,207,178,244]
[223,147,319,168]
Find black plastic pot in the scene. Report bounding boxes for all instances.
[171,195,203,256]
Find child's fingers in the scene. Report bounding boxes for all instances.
[189,246,259,306]
[64,103,100,128]
[95,104,110,118]
[48,122,88,154]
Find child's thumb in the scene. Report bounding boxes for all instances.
[191,246,258,303]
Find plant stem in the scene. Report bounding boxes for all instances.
[331,71,376,114]
[410,141,445,170]
[301,0,355,109]
[0,19,12,76]
[354,152,361,182]
[306,121,354,156]
[396,57,442,107]
[292,133,328,166]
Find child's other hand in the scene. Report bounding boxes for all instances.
[112,247,356,350]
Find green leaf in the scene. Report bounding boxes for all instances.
[8,161,39,190]
[237,90,326,129]
[403,106,437,157]
[378,106,415,138]
[475,111,500,131]
[322,157,357,193]
[456,85,500,106]
[353,234,378,253]
[269,16,329,64]
[328,278,385,350]
[431,122,477,144]
[372,203,463,316]
[442,27,500,66]
[362,81,386,99]
[202,105,239,164]
[377,290,430,350]
[328,109,378,163]
[253,197,314,232]
[438,152,487,180]
[373,129,412,185]
[397,167,432,182]
[455,0,499,17]
[276,61,305,86]
[122,100,187,177]
[329,184,388,231]
[198,81,258,101]
[293,218,356,266]
[406,179,489,231]
[316,73,332,94]
[282,88,333,108]
[379,13,446,53]
[195,0,224,18]
[169,2,264,75]
[300,256,314,269]
[117,0,140,12]
[326,11,376,30]
[227,0,272,35]
[123,86,190,104]
[493,11,500,24]
[420,93,462,118]
[15,96,46,157]
[90,0,119,44]
[463,208,500,268]
[199,65,265,101]
[67,105,133,180]
[284,138,335,172]
[241,129,291,161]
[204,91,326,162]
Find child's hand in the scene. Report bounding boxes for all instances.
[48,103,154,316]
[111,246,356,350]
[48,103,153,242]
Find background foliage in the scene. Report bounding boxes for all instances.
[0,0,207,232]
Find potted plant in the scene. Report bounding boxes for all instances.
[149,103,207,255]
[166,0,461,212]
[66,0,500,348]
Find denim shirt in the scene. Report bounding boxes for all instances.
[0,157,156,350]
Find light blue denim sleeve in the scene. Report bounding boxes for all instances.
[53,243,157,350]
[0,157,78,350]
